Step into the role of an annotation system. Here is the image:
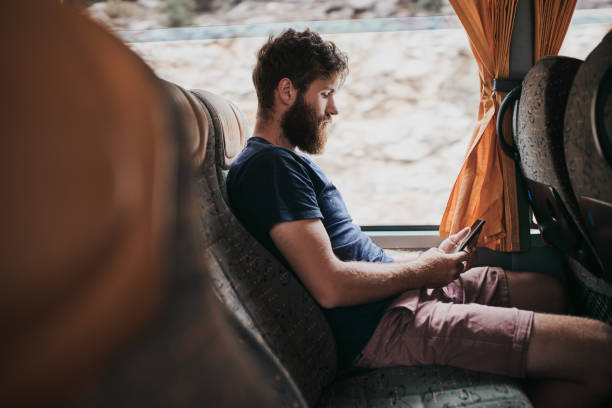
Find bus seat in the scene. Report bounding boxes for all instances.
[513,56,597,265]
[563,30,612,323]
[0,1,174,403]
[164,81,209,171]
[191,88,333,406]
[0,2,279,406]
[192,89,248,203]
[564,30,612,283]
[85,80,282,407]
[513,54,612,324]
[192,89,532,407]
[513,56,605,275]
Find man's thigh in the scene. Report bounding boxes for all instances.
[357,299,534,378]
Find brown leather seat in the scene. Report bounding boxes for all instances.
[0,1,174,403]
[0,2,276,406]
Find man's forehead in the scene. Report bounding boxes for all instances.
[309,76,340,91]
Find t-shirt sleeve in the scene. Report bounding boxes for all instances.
[237,151,323,234]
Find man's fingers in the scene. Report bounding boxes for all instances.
[451,261,467,280]
[471,249,478,264]
[451,226,471,243]
[450,250,470,262]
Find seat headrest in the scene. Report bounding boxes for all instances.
[564,29,612,204]
[192,89,248,169]
[164,81,209,170]
[592,32,612,168]
[0,1,175,403]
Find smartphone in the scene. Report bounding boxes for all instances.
[454,219,486,253]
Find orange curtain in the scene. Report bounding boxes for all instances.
[440,0,577,251]
[440,0,519,251]
[534,0,577,60]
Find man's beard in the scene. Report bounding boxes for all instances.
[280,94,330,154]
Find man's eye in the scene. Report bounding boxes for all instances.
[322,93,330,98]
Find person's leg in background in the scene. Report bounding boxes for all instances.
[504,270,566,314]
[525,313,612,408]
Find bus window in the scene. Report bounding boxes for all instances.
[90,0,612,226]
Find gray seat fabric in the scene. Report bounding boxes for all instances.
[515,55,582,212]
[565,30,612,212]
[319,366,530,408]
[563,30,612,322]
[192,89,336,407]
[513,55,602,270]
[192,89,533,407]
[512,56,608,317]
[512,50,612,325]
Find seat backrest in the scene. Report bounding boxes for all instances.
[564,30,612,282]
[514,55,603,275]
[0,2,174,403]
[192,89,339,406]
[0,2,283,405]
[84,81,283,407]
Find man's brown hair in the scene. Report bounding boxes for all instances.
[252,29,348,120]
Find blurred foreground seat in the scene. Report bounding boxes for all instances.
[0,2,278,406]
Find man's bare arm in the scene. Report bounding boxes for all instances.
[270,218,470,308]
[369,225,473,262]
[385,249,421,263]
[370,227,474,262]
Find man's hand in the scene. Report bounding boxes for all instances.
[438,227,471,253]
[438,226,478,272]
[417,247,471,288]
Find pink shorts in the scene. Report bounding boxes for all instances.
[355,267,534,378]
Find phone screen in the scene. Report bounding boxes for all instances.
[455,219,486,252]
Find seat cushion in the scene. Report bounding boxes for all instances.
[319,365,532,408]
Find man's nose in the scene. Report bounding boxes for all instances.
[326,95,338,116]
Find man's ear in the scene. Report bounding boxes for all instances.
[277,77,297,106]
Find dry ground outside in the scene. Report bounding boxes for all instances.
[129,21,611,225]
[90,0,612,225]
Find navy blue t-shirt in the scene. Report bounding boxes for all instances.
[227,136,394,367]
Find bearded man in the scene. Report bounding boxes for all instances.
[226,29,612,408]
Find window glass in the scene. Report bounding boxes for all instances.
[129,27,479,225]
[90,0,612,226]
[312,30,478,225]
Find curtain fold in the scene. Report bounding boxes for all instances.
[440,0,519,251]
[440,0,577,251]
[534,0,577,60]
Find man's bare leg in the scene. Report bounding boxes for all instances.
[526,313,612,408]
[505,270,566,313]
